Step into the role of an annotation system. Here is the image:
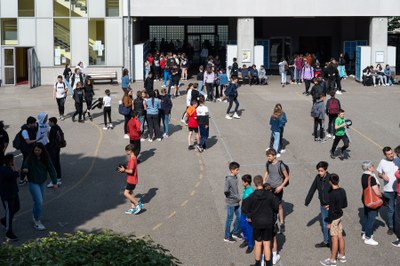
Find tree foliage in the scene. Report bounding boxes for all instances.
[388,17,400,32]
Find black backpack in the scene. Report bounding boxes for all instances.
[55,128,67,148]
[266,160,290,187]
[12,130,24,150]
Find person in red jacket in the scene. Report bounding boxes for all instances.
[126,111,142,160]
[185,100,200,150]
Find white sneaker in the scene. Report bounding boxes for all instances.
[140,138,146,142]
[326,134,332,138]
[336,91,342,95]
[225,114,233,120]
[276,153,281,158]
[364,237,378,246]
[280,149,286,153]
[103,127,108,130]
[272,254,281,264]
[233,113,240,119]
[157,138,162,141]
[162,133,168,138]
[180,119,186,124]
[124,134,130,139]
[265,147,270,151]
[148,138,153,142]
[109,124,113,129]
[33,220,46,231]
[47,179,62,188]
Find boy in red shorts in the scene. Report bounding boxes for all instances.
[118,144,142,214]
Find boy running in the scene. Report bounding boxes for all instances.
[118,144,142,215]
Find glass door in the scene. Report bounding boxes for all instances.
[2,48,15,85]
[269,37,291,69]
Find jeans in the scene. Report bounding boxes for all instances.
[313,118,324,139]
[280,72,287,84]
[272,131,280,152]
[320,205,330,244]
[362,207,377,238]
[29,182,45,221]
[1,196,20,234]
[384,191,396,229]
[199,125,209,149]
[296,69,302,83]
[226,96,239,114]
[225,205,241,239]
[162,114,169,135]
[73,103,83,120]
[327,114,338,135]
[138,115,145,133]
[240,214,254,248]
[198,81,204,95]
[163,70,170,86]
[65,80,73,96]
[395,196,400,238]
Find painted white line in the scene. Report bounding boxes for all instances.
[209,112,234,162]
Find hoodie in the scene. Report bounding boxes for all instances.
[36,112,49,145]
[241,188,279,229]
[305,173,331,206]
[224,175,241,206]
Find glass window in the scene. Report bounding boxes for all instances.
[18,0,35,17]
[71,0,87,17]
[54,0,70,16]
[1,19,18,45]
[54,18,70,66]
[106,0,119,17]
[89,19,105,65]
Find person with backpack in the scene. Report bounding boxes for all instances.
[310,74,327,104]
[46,117,64,188]
[301,61,314,95]
[0,121,9,166]
[305,161,332,248]
[70,67,84,90]
[225,76,240,119]
[72,82,84,123]
[325,91,341,139]
[311,93,326,142]
[53,75,68,121]
[17,116,38,185]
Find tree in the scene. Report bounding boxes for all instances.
[388,17,400,32]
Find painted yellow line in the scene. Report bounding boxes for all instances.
[152,223,162,231]
[190,190,196,196]
[195,181,201,188]
[16,120,103,218]
[167,211,176,219]
[199,174,203,180]
[181,200,188,206]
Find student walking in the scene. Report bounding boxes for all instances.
[242,175,279,266]
[269,108,283,157]
[0,121,9,166]
[53,75,68,120]
[117,144,142,215]
[72,82,84,122]
[239,174,255,254]
[83,78,95,121]
[185,100,200,150]
[329,109,350,159]
[126,111,142,160]
[305,161,331,248]
[46,117,64,188]
[224,162,242,243]
[225,76,240,119]
[159,88,173,138]
[311,93,326,142]
[0,154,20,241]
[103,89,113,130]
[320,174,347,266]
[196,96,209,152]
[325,91,341,139]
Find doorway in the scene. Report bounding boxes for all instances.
[299,37,331,65]
[1,47,30,85]
[269,37,292,69]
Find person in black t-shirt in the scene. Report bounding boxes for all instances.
[320,174,347,266]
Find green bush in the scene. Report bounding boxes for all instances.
[0,230,180,265]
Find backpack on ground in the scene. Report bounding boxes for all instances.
[12,130,24,150]
[310,103,320,118]
[55,128,67,148]
[266,160,290,187]
[328,98,340,115]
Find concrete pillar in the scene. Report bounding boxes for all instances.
[369,17,388,65]
[237,18,254,66]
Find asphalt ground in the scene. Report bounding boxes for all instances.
[0,76,399,266]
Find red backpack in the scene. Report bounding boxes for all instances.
[328,98,340,115]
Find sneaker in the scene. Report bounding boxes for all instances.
[336,91,342,95]
[134,204,142,214]
[280,223,285,233]
[265,147,270,152]
[337,254,347,263]
[233,113,241,119]
[276,153,281,158]
[246,246,254,254]
[387,228,394,235]
[18,179,27,186]
[364,237,378,246]
[320,139,327,144]
[223,237,236,243]
[217,98,222,102]
[361,233,366,240]
[125,208,136,214]
[162,133,168,138]
[103,127,108,130]
[180,119,186,124]
[225,114,233,120]
[157,138,162,141]
[33,220,46,231]
[232,233,243,240]
[60,116,65,121]
[140,138,146,142]
[326,133,332,138]
[272,254,281,265]
[148,138,153,142]
[320,258,337,266]
[315,241,330,248]
[5,232,18,241]
[280,149,286,153]
[108,124,113,129]
[124,134,130,139]
[391,239,400,247]
[239,241,248,248]
[330,151,336,159]
[196,145,203,152]
[188,145,194,150]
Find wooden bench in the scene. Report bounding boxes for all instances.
[86,72,118,84]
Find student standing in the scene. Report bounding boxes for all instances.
[239,174,255,254]
[53,75,68,121]
[320,174,347,266]
[305,161,331,248]
[185,100,200,150]
[0,154,20,241]
[0,121,9,166]
[46,117,64,188]
[325,91,341,139]
[242,175,279,266]
[84,78,95,121]
[196,96,209,152]
[126,111,142,160]
[103,89,113,130]
[144,91,161,142]
[224,162,242,243]
[121,68,130,93]
[159,88,173,138]
[117,144,142,215]
[19,117,38,185]
[302,61,314,95]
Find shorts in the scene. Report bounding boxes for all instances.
[330,218,343,236]
[272,189,283,203]
[253,227,273,242]
[189,127,199,133]
[125,183,136,191]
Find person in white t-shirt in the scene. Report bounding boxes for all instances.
[102,89,112,130]
[377,146,398,235]
[53,75,68,120]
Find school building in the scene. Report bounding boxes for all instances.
[0,0,399,86]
